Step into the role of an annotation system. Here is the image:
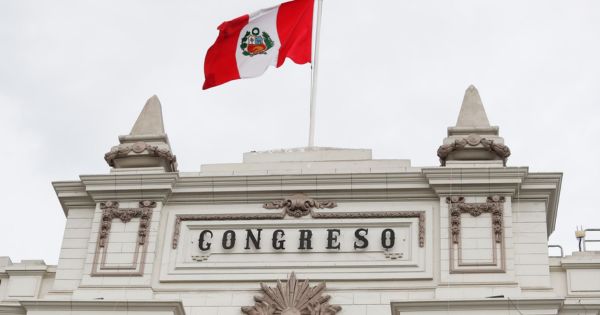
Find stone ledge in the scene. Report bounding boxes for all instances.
[391,297,563,312]
[20,300,185,315]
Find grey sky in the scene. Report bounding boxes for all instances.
[1,0,599,264]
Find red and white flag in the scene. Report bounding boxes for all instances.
[203,0,314,90]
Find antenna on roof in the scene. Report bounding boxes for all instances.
[575,226,586,251]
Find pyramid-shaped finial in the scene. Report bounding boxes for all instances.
[437,85,510,167]
[130,95,165,135]
[455,85,490,128]
[104,95,177,172]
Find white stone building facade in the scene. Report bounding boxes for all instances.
[1,86,599,315]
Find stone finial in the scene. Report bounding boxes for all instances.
[104,95,177,172]
[456,85,491,128]
[130,95,165,135]
[437,85,510,166]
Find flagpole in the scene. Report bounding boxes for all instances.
[308,0,323,148]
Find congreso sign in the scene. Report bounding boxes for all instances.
[1,86,599,315]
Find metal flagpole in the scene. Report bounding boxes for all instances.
[308,0,323,147]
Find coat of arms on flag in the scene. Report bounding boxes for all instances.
[202,0,322,147]
[202,0,313,90]
[241,27,274,56]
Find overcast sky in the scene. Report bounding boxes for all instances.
[1,0,599,264]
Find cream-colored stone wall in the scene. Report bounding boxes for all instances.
[0,154,586,315]
[512,201,552,289]
[51,207,94,292]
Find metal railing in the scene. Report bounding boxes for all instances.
[583,228,600,251]
[548,245,564,257]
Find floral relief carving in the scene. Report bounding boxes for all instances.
[437,134,511,166]
[104,141,178,171]
[263,193,337,217]
[242,272,341,315]
[447,195,505,244]
[98,200,156,248]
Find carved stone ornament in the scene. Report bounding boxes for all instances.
[104,141,178,171]
[98,200,157,247]
[242,272,341,315]
[263,193,337,217]
[447,195,505,244]
[437,134,511,166]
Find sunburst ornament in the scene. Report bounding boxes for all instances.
[242,273,342,315]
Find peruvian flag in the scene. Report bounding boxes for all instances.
[203,0,314,90]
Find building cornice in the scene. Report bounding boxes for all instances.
[421,167,529,196]
[0,304,25,315]
[20,300,185,315]
[518,172,562,235]
[562,298,600,310]
[52,166,561,235]
[80,173,178,202]
[52,181,95,216]
[170,172,435,203]
[391,298,564,313]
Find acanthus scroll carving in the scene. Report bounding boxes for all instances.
[447,195,505,244]
[98,200,156,247]
[263,193,337,217]
[437,134,511,166]
[241,272,341,315]
[104,141,178,171]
